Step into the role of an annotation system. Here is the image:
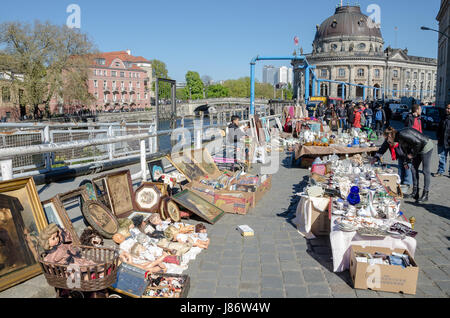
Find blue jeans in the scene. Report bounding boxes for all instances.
[398,157,413,185]
[339,118,347,130]
[437,145,450,174]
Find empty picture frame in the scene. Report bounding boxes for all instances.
[41,196,81,246]
[171,189,224,224]
[134,183,162,213]
[0,177,48,292]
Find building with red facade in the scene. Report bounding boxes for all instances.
[51,50,154,114]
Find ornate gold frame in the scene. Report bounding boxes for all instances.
[0,177,48,292]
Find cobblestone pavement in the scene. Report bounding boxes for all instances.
[1,121,449,298]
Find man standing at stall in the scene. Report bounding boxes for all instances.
[404,104,423,133]
[374,104,386,137]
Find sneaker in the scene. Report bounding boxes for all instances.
[433,172,444,177]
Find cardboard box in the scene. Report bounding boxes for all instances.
[185,180,252,215]
[310,201,331,237]
[349,245,419,295]
[232,174,272,207]
[237,225,255,237]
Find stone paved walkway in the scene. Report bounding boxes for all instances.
[1,121,449,298]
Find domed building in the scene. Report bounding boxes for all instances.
[293,4,438,102]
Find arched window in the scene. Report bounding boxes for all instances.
[320,83,328,96]
[357,68,364,77]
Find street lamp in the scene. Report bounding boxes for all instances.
[421,26,450,39]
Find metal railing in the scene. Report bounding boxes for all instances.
[0,112,283,182]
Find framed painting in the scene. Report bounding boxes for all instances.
[134,183,162,213]
[166,152,205,182]
[90,178,111,210]
[147,160,165,182]
[0,177,48,292]
[102,170,136,218]
[41,196,80,246]
[81,201,119,239]
[187,148,220,177]
[171,189,224,224]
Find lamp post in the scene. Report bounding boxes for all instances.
[421,26,450,39]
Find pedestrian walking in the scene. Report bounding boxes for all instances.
[315,102,325,123]
[384,103,392,128]
[364,105,373,128]
[374,104,386,137]
[337,103,348,131]
[434,104,450,177]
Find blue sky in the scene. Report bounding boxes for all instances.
[0,0,441,82]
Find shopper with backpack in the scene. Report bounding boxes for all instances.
[374,105,386,137]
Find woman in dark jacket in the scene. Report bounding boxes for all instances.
[372,136,412,189]
[383,127,434,202]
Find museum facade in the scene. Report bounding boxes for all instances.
[293,5,438,103]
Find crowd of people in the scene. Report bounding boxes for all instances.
[311,100,450,204]
[312,100,391,136]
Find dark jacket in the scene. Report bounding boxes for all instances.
[347,106,355,123]
[437,114,450,148]
[324,107,333,120]
[395,127,430,159]
[404,113,423,131]
[375,140,407,161]
[315,105,324,117]
[228,123,246,144]
[337,107,347,118]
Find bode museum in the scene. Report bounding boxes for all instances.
[293,4,438,103]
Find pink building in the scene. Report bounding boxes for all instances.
[51,50,153,114]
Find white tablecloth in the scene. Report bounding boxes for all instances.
[330,216,417,272]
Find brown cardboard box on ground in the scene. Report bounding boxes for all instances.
[233,174,272,207]
[310,201,331,237]
[349,245,419,295]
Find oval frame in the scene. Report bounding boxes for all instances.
[159,196,169,221]
[165,199,181,222]
[82,200,119,239]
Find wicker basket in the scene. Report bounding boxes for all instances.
[39,246,120,292]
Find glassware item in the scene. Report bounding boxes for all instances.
[347,186,361,205]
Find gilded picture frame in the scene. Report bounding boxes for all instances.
[0,177,48,292]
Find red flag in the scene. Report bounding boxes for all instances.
[294,36,299,46]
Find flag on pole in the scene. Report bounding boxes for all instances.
[294,36,299,46]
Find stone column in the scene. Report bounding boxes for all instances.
[368,65,373,99]
[349,66,355,99]
[330,66,337,97]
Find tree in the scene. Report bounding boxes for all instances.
[206,84,229,98]
[0,21,96,118]
[176,88,187,100]
[151,59,171,99]
[185,71,204,100]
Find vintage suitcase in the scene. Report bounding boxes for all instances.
[109,263,190,298]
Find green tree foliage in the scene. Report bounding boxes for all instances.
[185,71,204,100]
[176,88,187,100]
[151,59,171,99]
[0,21,96,118]
[206,84,229,98]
